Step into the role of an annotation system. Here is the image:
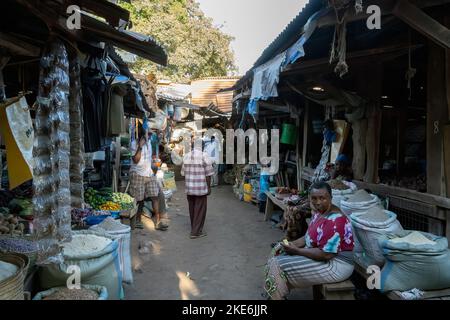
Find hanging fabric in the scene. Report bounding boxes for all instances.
[329,5,349,77]
[0,96,33,189]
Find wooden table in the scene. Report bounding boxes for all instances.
[264,191,288,221]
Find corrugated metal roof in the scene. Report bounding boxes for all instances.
[157,83,191,101]
[191,77,239,113]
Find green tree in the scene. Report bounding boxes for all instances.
[119,0,237,83]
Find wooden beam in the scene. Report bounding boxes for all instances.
[315,0,450,32]
[363,65,383,184]
[296,115,303,190]
[393,0,450,49]
[352,180,450,210]
[232,90,251,103]
[283,44,422,76]
[302,101,310,168]
[0,32,40,57]
[258,101,290,113]
[444,125,450,198]
[427,41,448,195]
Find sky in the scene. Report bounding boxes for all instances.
[197,0,309,75]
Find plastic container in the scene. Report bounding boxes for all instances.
[84,215,111,226]
[243,183,252,202]
[281,123,297,145]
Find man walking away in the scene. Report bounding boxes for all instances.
[181,138,214,239]
[204,136,220,187]
[129,129,168,231]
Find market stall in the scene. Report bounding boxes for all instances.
[0,0,167,300]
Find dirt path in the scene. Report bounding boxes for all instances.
[124,183,311,300]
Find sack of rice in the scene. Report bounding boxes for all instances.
[379,231,450,292]
[328,180,357,208]
[350,208,403,266]
[39,230,123,300]
[91,218,133,284]
[340,190,380,216]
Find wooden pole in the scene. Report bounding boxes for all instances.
[114,136,121,192]
[427,41,448,195]
[364,65,383,183]
[302,101,310,168]
[296,115,303,190]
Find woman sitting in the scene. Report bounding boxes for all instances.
[264,181,354,300]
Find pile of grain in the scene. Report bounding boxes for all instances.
[328,179,350,190]
[0,260,18,282]
[390,231,436,246]
[347,190,373,203]
[358,206,389,223]
[62,234,112,256]
[97,217,126,231]
[43,288,99,300]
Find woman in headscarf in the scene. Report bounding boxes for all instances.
[264,182,354,300]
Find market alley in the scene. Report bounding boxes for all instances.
[124,183,311,300]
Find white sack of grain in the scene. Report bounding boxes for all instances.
[39,230,123,300]
[91,218,133,284]
[379,231,450,292]
[340,190,381,216]
[350,208,403,266]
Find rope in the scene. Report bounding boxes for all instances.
[405,31,416,100]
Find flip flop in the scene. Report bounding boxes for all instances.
[135,222,144,229]
[155,222,168,231]
[190,232,207,239]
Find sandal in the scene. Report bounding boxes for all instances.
[190,232,207,239]
[135,222,144,229]
[155,222,168,231]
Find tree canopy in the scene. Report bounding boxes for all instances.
[119,0,237,83]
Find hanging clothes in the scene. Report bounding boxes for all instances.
[105,83,127,137]
[81,62,107,152]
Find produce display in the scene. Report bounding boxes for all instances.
[0,213,26,235]
[70,208,109,226]
[111,193,134,210]
[84,188,110,210]
[99,201,121,211]
[6,198,32,219]
[84,188,134,211]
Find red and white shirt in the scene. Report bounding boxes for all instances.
[181,148,214,196]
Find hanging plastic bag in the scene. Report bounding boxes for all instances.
[0,96,33,189]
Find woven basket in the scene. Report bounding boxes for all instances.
[0,252,29,300]
[0,235,37,274]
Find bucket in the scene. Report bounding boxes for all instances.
[243,183,252,202]
[280,123,297,145]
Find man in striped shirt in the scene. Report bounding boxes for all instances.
[181,138,214,239]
